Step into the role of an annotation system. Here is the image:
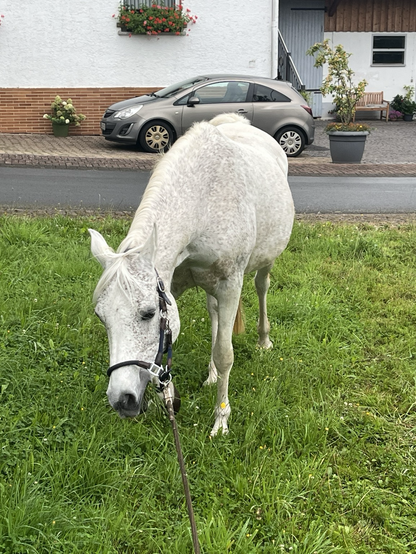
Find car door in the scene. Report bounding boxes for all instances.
[251,83,296,136]
[178,80,253,134]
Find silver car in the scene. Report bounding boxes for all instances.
[101,74,315,157]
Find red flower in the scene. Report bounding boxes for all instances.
[149,16,153,20]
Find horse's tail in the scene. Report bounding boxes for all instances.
[209,113,250,127]
[233,296,245,335]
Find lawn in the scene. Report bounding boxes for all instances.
[0,215,415,553]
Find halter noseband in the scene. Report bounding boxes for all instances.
[106,270,173,392]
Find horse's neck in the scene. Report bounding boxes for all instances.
[123,176,197,287]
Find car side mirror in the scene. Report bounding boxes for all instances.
[188,96,200,106]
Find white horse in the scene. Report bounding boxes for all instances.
[89,113,294,436]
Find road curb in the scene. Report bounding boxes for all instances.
[0,153,155,171]
[288,162,416,177]
[2,153,416,176]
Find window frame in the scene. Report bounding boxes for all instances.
[371,34,406,67]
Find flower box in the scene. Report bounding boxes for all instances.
[115,4,196,36]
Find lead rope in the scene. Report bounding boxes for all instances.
[156,274,200,554]
[163,386,201,554]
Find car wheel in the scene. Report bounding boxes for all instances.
[139,120,173,153]
[275,127,305,157]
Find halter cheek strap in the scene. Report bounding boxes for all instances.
[106,270,173,392]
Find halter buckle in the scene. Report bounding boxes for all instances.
[148,362,172,391]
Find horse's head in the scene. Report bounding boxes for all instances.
[89,228,179,418]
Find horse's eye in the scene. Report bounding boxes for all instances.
[141,310,156,321]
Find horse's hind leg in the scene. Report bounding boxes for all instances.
[255,264,273,349]
[210,283,242,436]
[204,293,218,386]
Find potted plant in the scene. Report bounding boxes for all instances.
[43,96,86,137]
[390,85,416,121]
[116,3,197,36]
[307,40,370,163]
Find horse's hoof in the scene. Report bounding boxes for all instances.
[210,422,229,437]
[210,403,230,436]
[257,338,273,349]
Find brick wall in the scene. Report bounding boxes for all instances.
[0,87,161,136]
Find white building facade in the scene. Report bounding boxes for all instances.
[0,0,280,134]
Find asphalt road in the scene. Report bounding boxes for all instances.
[1,167,416,213]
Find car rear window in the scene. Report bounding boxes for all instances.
[253,84,290,103]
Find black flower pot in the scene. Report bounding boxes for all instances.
[328,131,369,164]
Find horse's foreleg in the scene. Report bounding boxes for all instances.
[204,293,218,386]
[210,286,241,436]
[255,265,273,349]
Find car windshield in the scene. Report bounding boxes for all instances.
[154,76,209,98]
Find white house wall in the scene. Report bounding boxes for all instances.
[320,31,416,118]
[0,0,278,88]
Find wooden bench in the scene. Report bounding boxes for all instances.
[354,92,390,122]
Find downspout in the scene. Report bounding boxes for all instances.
[271,0,278,78]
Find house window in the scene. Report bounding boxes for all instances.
[372,35,405,65]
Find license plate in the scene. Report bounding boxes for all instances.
[100,122,106,131]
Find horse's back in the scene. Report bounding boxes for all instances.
[210,115,294,267]
[170,115,294,284]
[211,113,288,177]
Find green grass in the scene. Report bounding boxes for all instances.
[1,215,416,553]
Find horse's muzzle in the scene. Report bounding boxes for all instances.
[112,392,148,418]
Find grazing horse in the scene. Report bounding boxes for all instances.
[89,113,294,436]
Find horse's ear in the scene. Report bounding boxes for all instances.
[140,224,157,265]
[89,229,115,268]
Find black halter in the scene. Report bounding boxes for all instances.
[106,271,173,392]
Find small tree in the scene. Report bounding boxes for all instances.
[307,40,367,125]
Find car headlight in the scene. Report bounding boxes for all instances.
[113,105,143,120]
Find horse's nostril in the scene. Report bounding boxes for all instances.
[122,393,138,411]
